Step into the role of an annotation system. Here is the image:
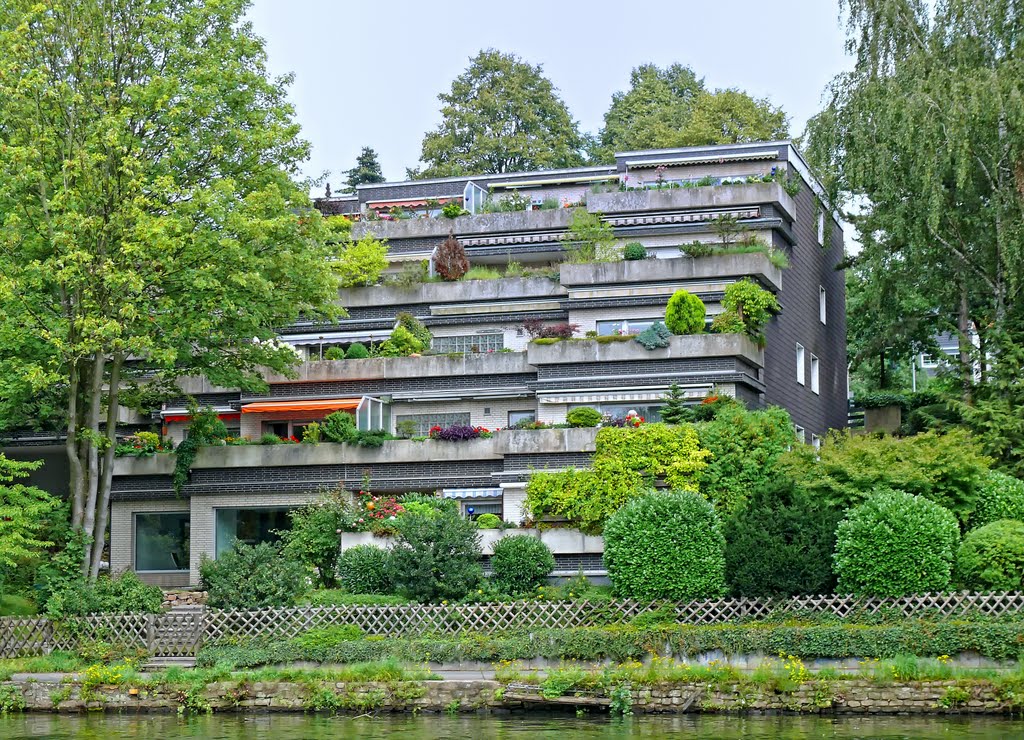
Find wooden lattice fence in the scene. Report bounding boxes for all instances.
[3,591,1024,658]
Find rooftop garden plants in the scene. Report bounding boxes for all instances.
[433,232,470,280]
[427,424,493,441]
[664,289,706,335]
[336,233,388,288]
[712,279,780,344]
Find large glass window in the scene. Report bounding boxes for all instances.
[394,412,471,437]
[595,319,660,336]
[215,507,291,557]
[431,334,504,353]
[135,512,190,572]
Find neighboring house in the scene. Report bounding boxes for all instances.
[34,141,848,586]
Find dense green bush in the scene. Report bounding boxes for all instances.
[345,342,370,359]
[475,513,502,529]
[954,520,1024,591]
[724,479,841,597]
[321,411,358,443]
[200,541,306,609]
[604,490,725,600]
[717,279,779,343]
[781,429,991,524]
[399,492,458,518]
[664,289,706,335]
[566,406,602,428]
[46,571,163,619]
[396,312,432,349]
[280,488,357,588]
[379,325,424,356]
[390,512,482,602]
[337,234,388,288]
[491,535,555,596]
[833,490,960,597]
[971,471,1024,529]
[698,405,797,513]
[336,545,393,595]
[623,242,647,260]
[301,590,410,607]
[525,424,710,534]
[323,346,345,361]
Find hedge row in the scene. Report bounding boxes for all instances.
[197,620,1024,668]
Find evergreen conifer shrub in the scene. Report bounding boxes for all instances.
[664,289,706,335]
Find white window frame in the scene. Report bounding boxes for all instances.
[793,425,806,444]
[810,354,820,395]
[796,343,806,385]
[817,209,826,245]
[811,434,822,450]
[819,286,827,324]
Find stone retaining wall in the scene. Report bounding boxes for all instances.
[2,678,1018,715]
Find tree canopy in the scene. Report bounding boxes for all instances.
[0,0,341,578]
[410,49,585,178]
[803,0,1024,471]
[596,63,789,161]
[344,146,385,192]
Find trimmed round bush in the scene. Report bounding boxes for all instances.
[833,489,960,597]
[345,342,370,359]
[664,289,706,335]
[337,545,393,595]
[475,513,502,529]
[955,520,1024,591]
[623,242,647,260]
[724,479,841,597]
[491,535,555,596]
[323,346,345,361]
[604,490,726,600]
[972,471,1024,529]
[566,406,602,428]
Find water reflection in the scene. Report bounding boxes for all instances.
[0,713,1018,739]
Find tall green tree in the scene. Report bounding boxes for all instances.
[0,0,341,579]
[410,49,585,178]
[596,63,789,161]
[344,146,385,192]
[804,0,1024,469]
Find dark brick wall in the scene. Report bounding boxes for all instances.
[504,453,594,470]
[762,165,847,435]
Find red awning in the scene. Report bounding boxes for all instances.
[368,197,457,210]
[163,413,240,423]
[240,399,361,414]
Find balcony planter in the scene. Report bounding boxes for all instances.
[587,182,795,222]
[559,252,781,292]
[526,333,763,369]
[352,208,575,241]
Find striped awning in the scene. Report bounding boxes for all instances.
[539,388,711,405]
[625,151,778,169]
[442,488,503,500]
[241,398,361,414]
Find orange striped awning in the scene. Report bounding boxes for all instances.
[240,399,361,414]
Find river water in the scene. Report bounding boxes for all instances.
[0,714,1019,739]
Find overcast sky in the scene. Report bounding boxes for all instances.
[247,1,853,190]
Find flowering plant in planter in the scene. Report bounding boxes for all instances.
[427,424,493,441]
[352,490,404,534]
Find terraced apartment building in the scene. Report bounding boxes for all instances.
[98,140,847,586]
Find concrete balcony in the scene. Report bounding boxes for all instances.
[112,427,600,476]
[340,277,566,309]
[352,208,575,241]
[559,252,782,293]
[263,351,533,383]
[526,333,764,369]
[587,182,795,222]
